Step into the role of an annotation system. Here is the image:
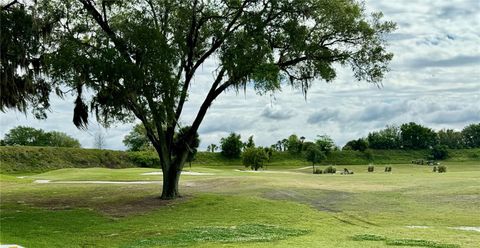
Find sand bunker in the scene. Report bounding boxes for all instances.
[405,225,430,229]
[448,226,480,232]
[141,171,214,176]
[34,180,51,183]
[234,169,294,174]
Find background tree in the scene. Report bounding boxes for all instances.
[462,123,480,148]
[437,129,464,149]
[220,133,243,159]
[47,131,81,148]
[242,147,268,171]
[3,126,49,146]
[244,135,255,150]
[3,126,80,147]
[400,122,436,149]
[315,135,336,154]
[94,131,106,149]
[287,134,301,154]
[367,125,401,149]
[304,144,326,173]
[1,0,395,199]
[207,144,218,152]
[343,138,368,152]
[123,124,152,151]
[281,139,289,152]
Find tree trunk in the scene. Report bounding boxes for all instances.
[161,165,181,199]
[159,149,189,200]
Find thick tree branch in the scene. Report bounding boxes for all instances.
[1,0,18,10]
[78,0,133,64]
[185,67,227,142]
[189,0,249,78]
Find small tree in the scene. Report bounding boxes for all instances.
[207,144,218,152]
[220,133,243,159]
[304,145,326,173]
[244,135,255,150]
[94,131,106,149]
[242,147,268,171]
[315,135,336,154]
[462,123,480,148]
[123,124,152,151]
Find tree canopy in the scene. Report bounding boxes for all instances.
[1,0,395,199]
[220,132,243,159]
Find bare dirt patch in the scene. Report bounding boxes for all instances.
[32,194,189,217]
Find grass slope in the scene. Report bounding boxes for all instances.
[1,146,479,173]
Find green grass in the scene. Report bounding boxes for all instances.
[352,234,460,248]
[123,224,308,247]
[1,161,479,247]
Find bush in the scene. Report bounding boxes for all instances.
[433,166,437,172]
[438,165,447,173]
[430,145,449,160]
[367,165,374,172]
[384,166,392,172]
[323,166,336,174]
[313,168,323,174]
[127,151,160,168]
[242,147,268,171]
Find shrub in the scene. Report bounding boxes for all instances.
[438,165,447,173]
[433,166,437,172]
[367,165,374,172]
[242,147,268,171]
[430,145,449,160]
[323,166,336,174]
[128,151,160,168]
[384,166,392,172]
[313,168,323,174]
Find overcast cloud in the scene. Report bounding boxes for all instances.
[1,0,479,150]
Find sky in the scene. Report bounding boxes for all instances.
[1,0,479,150]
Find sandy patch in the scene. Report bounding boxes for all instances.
[141,171,214,176]
[291,166,312,170]
[405,225,430,229]
[34,180,160,184]
[448,226,480,232]
[34,180,51,183]
[234,169,294,174]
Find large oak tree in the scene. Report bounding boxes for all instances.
[1,0,395,199]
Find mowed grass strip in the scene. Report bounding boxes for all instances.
[352,234,460,248]
[124,224,308,247]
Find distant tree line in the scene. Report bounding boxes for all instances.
[1,126,80,148]
[344,122,480,151]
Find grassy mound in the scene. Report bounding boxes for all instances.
[1,146,478,173]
